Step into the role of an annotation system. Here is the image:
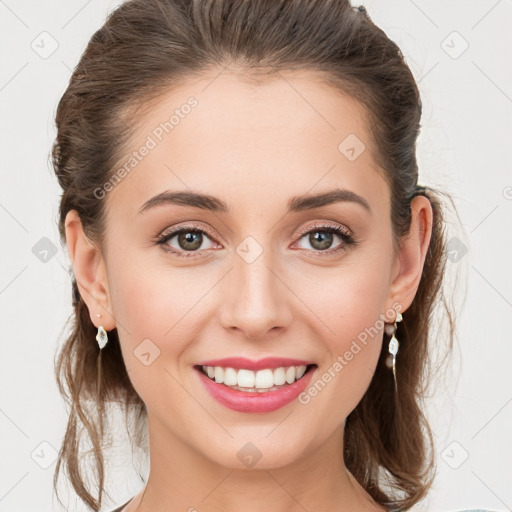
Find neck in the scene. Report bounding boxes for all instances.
[126,415,385,512]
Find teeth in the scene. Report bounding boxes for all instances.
[214,366,224,384]
[238,369,255,388]
[296,365,307,379]
[224,367,238,386]
[254,369,273,389]
[273,367,286,385]
[201,364,309,390]
[285,366,296,384]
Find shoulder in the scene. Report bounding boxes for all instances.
[107,497,133,512]
[401,509,494,512]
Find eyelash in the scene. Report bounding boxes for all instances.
[155,221,358,259]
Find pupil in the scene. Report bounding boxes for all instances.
[310,231,332,250]
[178,231,202,251]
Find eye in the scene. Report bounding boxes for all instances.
[292,222,357,255]
[155,221,357,259]
[156,223,219,258]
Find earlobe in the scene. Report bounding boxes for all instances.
[64,210,115,330]
[388,195,433,313]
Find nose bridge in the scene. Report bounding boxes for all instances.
[220,234,292,337]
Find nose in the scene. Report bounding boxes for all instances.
[219,245,294,341]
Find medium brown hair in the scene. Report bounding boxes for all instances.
[52,0,455,510]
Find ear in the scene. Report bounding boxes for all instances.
[64,210,116,330]
[386,195,433,315]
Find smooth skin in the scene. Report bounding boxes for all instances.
[65,68,432,512]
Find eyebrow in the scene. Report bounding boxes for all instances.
[138,188,371,215]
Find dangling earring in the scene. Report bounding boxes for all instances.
[96,313,108,349]
[385,311,402,393]
[96,326,108,349]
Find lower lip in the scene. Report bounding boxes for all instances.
[195,366,316,413]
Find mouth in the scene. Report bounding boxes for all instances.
[193,360,318,413]
[193,363,317,393]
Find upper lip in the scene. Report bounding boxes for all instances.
[195,357,316,371]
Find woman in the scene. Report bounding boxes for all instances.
[51,1,481,511]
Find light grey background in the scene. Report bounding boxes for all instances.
[1,1,511,511]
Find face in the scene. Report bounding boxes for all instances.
[69,69,425,472]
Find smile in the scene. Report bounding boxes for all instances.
[199,364,313,391]
[194,360,317,413]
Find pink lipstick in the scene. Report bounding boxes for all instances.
[194,359,317,413]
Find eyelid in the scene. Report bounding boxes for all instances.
[158,220,351,244]
[294,220,352,239]
[158,221,219,241]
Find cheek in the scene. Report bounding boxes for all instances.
[107,269,194,419]
[304,256,391,410]
[107,255,201,379]
[106,251,226,378]
[108,245,206,334]
[308,255,391,347]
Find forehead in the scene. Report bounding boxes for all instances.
[105,69,388,222]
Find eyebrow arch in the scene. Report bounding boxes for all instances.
[288,188,371,213]
[137,188,371,215]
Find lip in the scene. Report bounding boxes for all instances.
[195,357,315,371]
[194,364,317,413]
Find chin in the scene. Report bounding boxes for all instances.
[202,433,311,471]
